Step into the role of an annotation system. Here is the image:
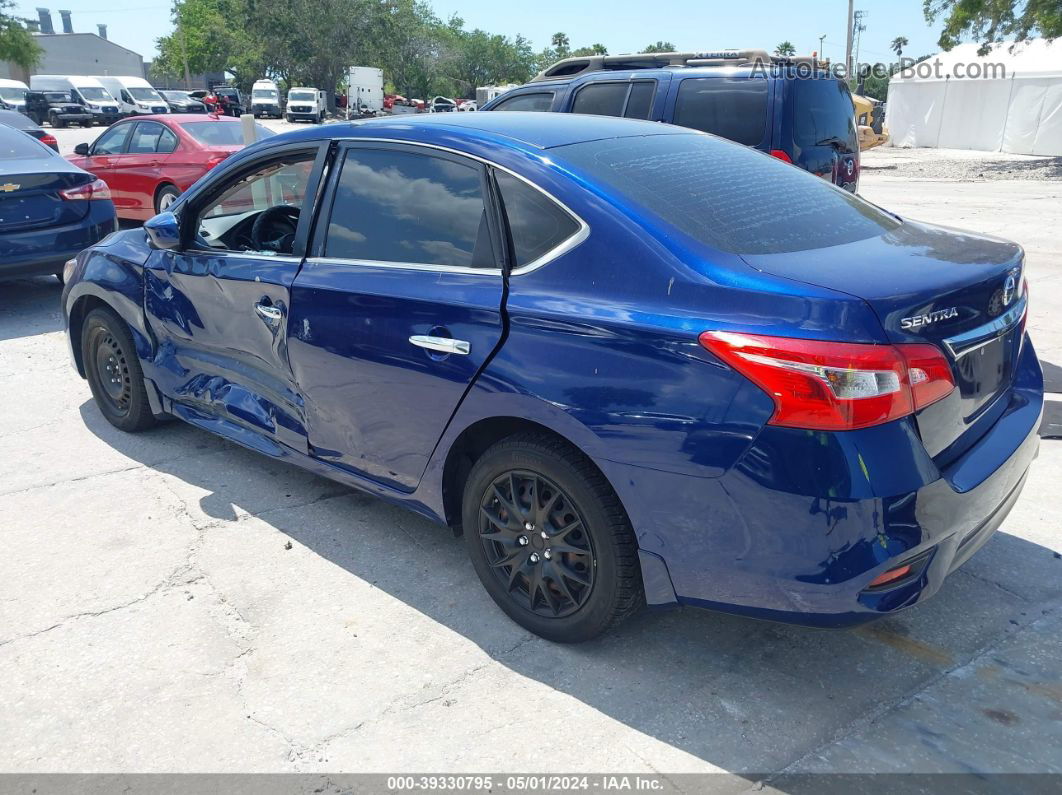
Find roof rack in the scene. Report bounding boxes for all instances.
[530,49,822,82]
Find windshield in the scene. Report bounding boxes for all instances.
[128,86,163,102]
[253,89,278,100]
[289,90,315,101]
[78,86,114,101]
[557,133,899,255]
[180,120,274,146]
[44,92,70,102]
[0,87,26,102]
[161,91,188,100]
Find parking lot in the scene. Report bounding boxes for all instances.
[1,137,1061,780]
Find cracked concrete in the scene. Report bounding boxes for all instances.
[0,167,1061,777]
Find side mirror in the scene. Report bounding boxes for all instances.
[144,211,181,250]
[74,143,90,156]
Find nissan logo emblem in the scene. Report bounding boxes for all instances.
[1002,274,1017,307]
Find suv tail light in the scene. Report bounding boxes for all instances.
[59,178,111,201]
[698,331,956,431]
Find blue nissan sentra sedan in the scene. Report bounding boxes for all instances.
[0,123,116,281]
[61,113,1042,642]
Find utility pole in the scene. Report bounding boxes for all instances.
[853,9,868,73]
[818,33,826,60]
[174,0,192,91]
[845,0,854,79]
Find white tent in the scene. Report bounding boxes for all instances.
[886,38,1062,156]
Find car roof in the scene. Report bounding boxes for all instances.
[276,111,694,150]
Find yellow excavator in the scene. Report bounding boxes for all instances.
[853,92,889,150]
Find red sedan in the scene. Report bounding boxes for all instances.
[66,114,271,221]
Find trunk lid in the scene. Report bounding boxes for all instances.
[0,168,92,233]
[741,219,1027,461]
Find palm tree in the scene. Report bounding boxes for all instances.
[890,36,909,57]
[641,41,676,54]
[775,41,796,57]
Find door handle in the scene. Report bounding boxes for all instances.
[255,302,283,322]
[409,335,470,355]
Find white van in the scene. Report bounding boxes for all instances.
[30,75,122,124]
[250,79,281,118]
[285,87,326,123]
[0,78,30,113]
[94,76,170,116]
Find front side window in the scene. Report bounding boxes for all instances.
[92,123,132,155]
[492,92,554,112]
[325,148,494,268]
[194,153,316,254]
[672,77,769,146]
[495,171,580,267]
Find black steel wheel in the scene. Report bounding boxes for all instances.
[81,307,157,433]
[479,470,596,618]
[463,433,643,642]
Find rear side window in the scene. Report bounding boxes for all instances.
[672,78,768,146]
[495,171,581,267]
[787,77,858,149]
[325,148,494,268]
[571,81,656,119]
[492,92,554,112]
[558,134,899,255]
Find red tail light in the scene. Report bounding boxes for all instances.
[59,178,111,201]
[39,134,58,149]
[206,152,231,169]
[698,332,955,431]
[769,149,793,163]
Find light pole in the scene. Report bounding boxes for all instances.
[818,33,826,60]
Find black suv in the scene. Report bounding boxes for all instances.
[481,49,861,192]
[25,90,93,128]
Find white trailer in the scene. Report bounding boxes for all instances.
[476,84,518,107]
[346,66,383,116]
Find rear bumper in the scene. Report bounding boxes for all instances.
[0,202,117,278]
[609,337,1044,626]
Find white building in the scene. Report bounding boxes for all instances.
[886,38,1062,156]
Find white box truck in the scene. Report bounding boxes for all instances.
[286,87,326,123]
[346,66,383,116]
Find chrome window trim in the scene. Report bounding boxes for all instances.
[942,293,1028,359]
[316,137,590,277]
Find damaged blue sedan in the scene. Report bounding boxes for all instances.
[63,113,1042,642]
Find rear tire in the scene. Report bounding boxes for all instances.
[81,307,157,433]
[463,433,643,642]
[154,184,180,213]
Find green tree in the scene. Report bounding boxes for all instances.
[924,0,1062,53]
[774,40,796,56]
[890,35,909,56]
[0,0,41,69]
[640,40,675,53]
[570,43,607,57]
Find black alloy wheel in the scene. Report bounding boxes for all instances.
[479,470,596,618]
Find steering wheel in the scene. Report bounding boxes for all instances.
[250,204,300,253]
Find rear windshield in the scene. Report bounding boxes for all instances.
[786,77,858,150]
[672,77,768,146]
[180,121,272,146]
[0,125,50,159]
[557,133,899,255]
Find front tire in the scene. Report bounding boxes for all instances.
[463,433,643,642]
[81,308,157,433]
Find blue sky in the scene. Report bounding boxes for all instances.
[18,0,946,64]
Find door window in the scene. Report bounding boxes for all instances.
[128,121,166,153]
[92,123,132,155]
[491,92,554,112]
[571,81,656,119]
[494,171,580,268]
[324,148,494,269]
[672,77,769,146]
[194,152,316,254]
